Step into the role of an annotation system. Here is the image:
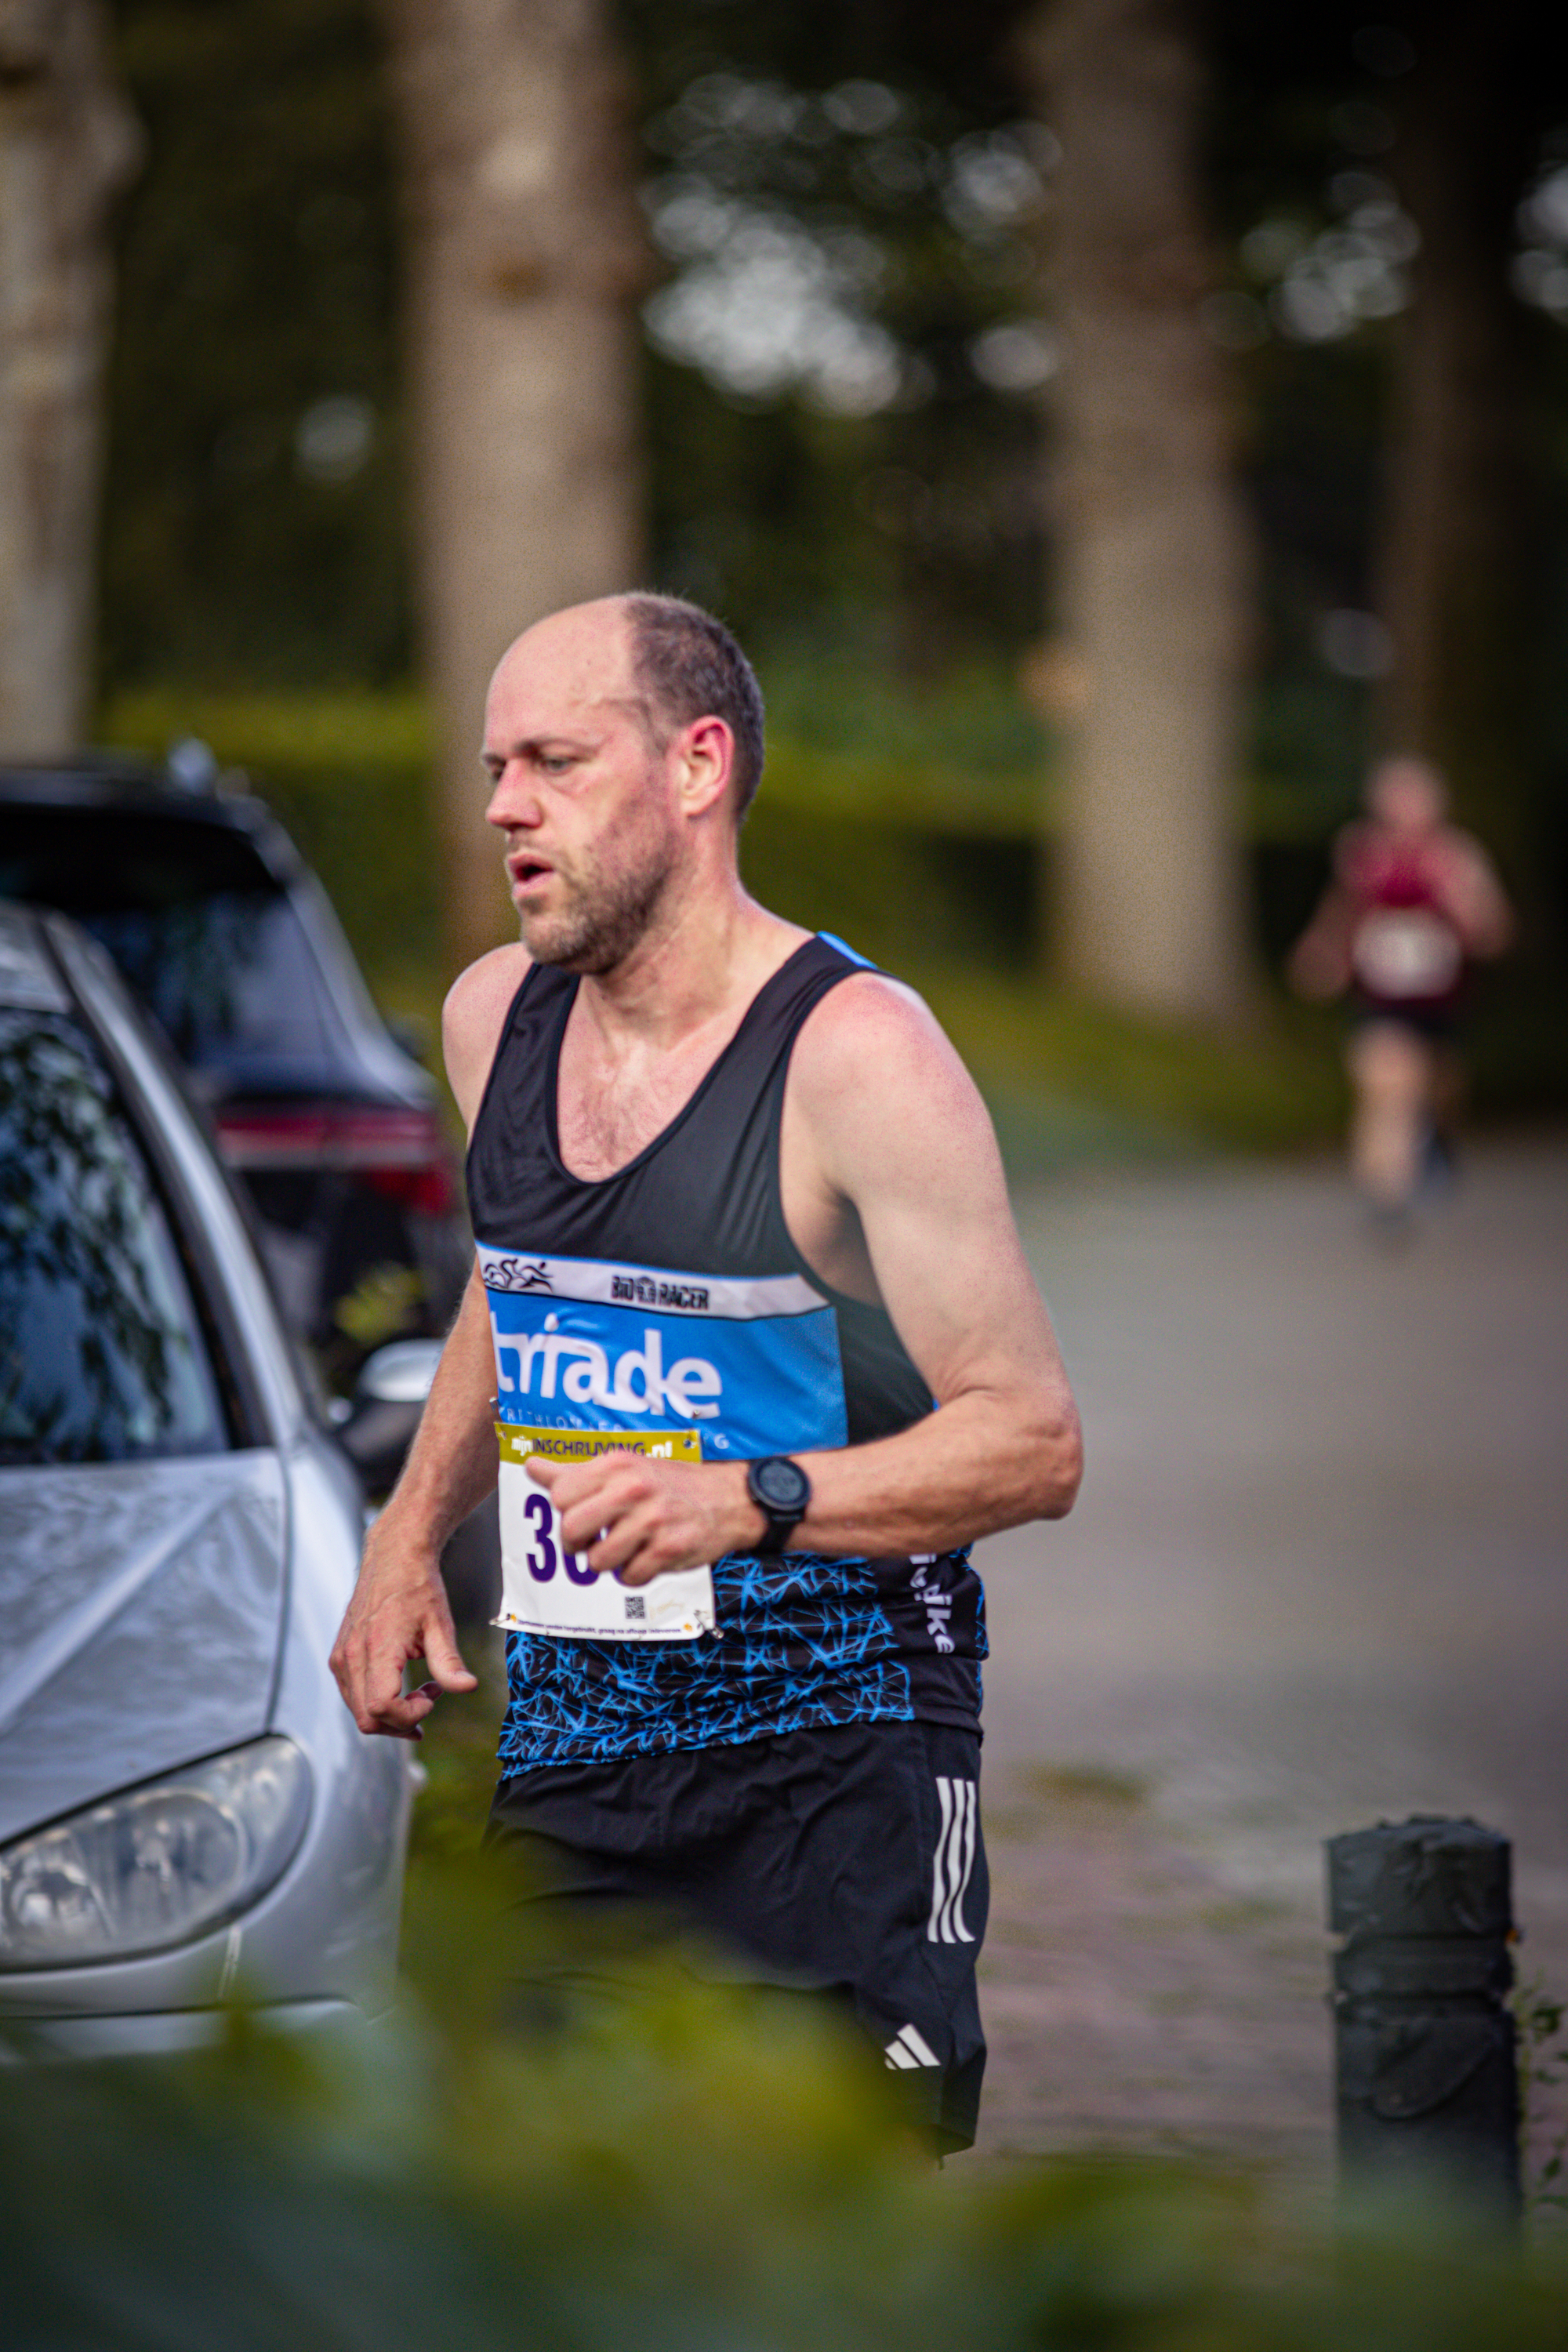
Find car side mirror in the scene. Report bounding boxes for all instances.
[335,1338,444,1497]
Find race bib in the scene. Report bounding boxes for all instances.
[494,1424,717,1642]
[1352,908,1462,1000]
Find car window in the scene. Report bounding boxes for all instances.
[82,892,340,1080]
[0,807,347,1087]
[0,1007,227,1464]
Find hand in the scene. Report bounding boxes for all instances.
[329,1521,478,1739]
[527,1451,763,1586]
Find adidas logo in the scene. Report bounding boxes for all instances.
[884,2022,940,2071]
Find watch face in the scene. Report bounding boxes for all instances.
[753,1455,809,1514]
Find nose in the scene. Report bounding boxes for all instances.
[485,759,543,833]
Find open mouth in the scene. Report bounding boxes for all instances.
[510,857,553,891]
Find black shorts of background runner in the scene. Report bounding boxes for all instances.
[1352,993,1460,1044]
[486,1719,989,2153]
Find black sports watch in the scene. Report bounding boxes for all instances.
[746,1454,811,1555]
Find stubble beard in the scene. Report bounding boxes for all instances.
[517,819,681,978]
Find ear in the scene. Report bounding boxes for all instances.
[673,714,735,819]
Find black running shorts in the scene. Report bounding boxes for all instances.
[486,1717,989,2152]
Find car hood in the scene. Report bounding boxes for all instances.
[0,1452,286,1845]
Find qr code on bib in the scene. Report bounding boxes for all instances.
[623,1594,646,1621]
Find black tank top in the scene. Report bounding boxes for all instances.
[467,932,987,1769]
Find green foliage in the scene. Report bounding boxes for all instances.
[103,0,410,689]
[758,651,1054,834]
[1512,1976,1568,2210]
[405,1639,510,1863]
[920,971,1348,1166]
[8,1853,1568,2349]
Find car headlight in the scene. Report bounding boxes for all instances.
[0,1737,311,1972]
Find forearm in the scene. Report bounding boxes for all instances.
[333,1267,491,1730]
[1288,889,1354,997]
[790,1386,1080,1556]
[689,1384,1082,1565]
[541,1380,1082,1589]
[371,1269,498,1559]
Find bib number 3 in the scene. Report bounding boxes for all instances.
[521,1488,596,1586]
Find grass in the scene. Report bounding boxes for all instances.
[1018,1762,1152,1811]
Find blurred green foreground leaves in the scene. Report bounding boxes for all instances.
[6,1843,1568,2352]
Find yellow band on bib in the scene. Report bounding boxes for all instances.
[495,1422,702,1467]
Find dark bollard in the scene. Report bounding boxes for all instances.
[1327,1817,1520,2217]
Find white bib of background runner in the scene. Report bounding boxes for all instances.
[494,1424,717,1641]
[1352,908,1462,1000]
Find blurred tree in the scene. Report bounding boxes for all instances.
[1374,1,1536,871]
[376,0,649,974]
[102,0,410,692]
[0,0,137,751]
[1022,0,1254,1026]
[622,0,1043,673]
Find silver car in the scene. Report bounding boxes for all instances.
[0,902,414,2058]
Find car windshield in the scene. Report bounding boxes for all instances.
[0,1007,227,1464]
[0,807,345,1087]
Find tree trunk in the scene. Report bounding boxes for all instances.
[377,0,648,976]
[1022,0,1254,1026]
[1374,2,1535,877]
[0,0,137,753]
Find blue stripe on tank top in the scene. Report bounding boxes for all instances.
[816,931,877,969]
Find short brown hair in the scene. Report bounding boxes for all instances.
[621,593,766,819]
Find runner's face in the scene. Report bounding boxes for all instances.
[1368,759,1446,837]
[482,611,682,974]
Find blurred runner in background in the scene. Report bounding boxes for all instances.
[1289,756,1513,1225]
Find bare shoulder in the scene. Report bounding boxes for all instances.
[442,942,532,1131]
[789,971,997,1180]
[794,968,971,1085]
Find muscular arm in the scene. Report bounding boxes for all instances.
[776,976,1080,1552]
[535,978,1082,1577]
[329,944,531,1737]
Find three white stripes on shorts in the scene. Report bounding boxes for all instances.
[927,1775,978,1946]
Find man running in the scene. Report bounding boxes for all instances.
[330,594,1082,2151]
[1289,754,1512,1224]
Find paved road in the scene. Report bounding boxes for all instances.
[971,1138,1568,2173]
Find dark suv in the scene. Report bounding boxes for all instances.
[0,751,467,1388]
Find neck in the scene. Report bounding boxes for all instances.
[574,862,794,1053]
